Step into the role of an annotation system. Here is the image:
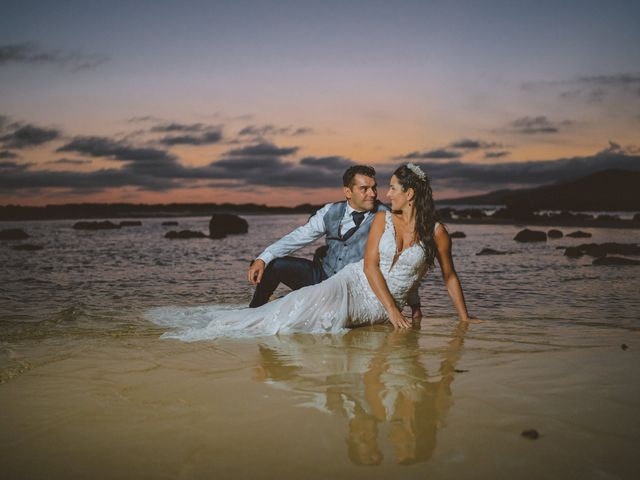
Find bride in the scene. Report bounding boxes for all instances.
[147,164,478,340]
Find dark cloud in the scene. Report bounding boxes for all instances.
[158,130,223,146]
[0,42,109,70]
[127,115,164,123]
[299,156,353,169]
[447,139,502,149]
[484,151,510,159]
[150,123,206,133]
[0,150,18,159]
[224,142,299,157]
[0,124,62,149]
[238,124,313,138]
[499,116,572,135]
[57,136,176,163]
[524,72,640,103]
[46,158,93,165]
[399,149,462,160]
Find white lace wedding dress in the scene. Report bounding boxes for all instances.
[147,212,439,341]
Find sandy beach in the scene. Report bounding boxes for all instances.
[1,319,638,479]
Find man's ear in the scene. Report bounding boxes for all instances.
[343,186,353,200]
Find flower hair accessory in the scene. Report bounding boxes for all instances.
[406,163,426,181]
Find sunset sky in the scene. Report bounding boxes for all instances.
[1,0,639,206]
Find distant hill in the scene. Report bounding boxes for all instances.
[439,169,640,211]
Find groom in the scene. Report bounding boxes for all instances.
[247,165,422,320]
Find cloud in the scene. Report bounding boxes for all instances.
[0,123,62,148]
[0,42,109,71]
[447,139,502,149]
[299,156,353,169]
[398,149,462,160]
[46,158,93,165]
[498,116,572,135]
[57,136,176,163]
[224,142,299,157]
[524,72,640,104]
[0,150,18,159]
[484,151,510,159]
[150,122,206,133]
[158,130,223,146]
[238,124,313,138]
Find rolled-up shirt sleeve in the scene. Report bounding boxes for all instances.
[256,203,332,265]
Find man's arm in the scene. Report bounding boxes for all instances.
[248,204,332,285]
[407,285,423,323]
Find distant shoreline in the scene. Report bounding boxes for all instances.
[1,203,639,229]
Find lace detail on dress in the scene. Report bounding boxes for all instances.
[146,210,436,340]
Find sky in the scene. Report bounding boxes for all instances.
[1,0,639,206]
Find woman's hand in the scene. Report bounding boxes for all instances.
[388,308,412,329]
[460,316,484,324]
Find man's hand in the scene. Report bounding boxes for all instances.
[248,259,266,286]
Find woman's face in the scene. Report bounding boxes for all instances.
[387,175,410,211]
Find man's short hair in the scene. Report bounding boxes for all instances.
[343,165,376,188]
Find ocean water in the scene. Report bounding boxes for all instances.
[1,215,639,478]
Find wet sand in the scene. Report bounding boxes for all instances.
[1,320,638,479]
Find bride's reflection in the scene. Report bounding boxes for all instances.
[253,322,469,466]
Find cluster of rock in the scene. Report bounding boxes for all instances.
[0,228,44,251]
[72,220,143,230]
[563,243,640,265]
[164,213,249,240]
[513,228,593,242]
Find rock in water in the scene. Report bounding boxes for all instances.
[0,228,30,240]
[476,248,509,255]
[548,229,563,239]
[120,221,142,227]
[11,244,44,251]
[73,221,121,230]
[209,213,248,238]
[564,247,583,258]
[567,230,592,238]
[450,231,466,238]
[514,229,547,242]
[592,256,640,266]
[165,230,208,239]
[521,429,540,439]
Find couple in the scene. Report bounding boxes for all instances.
[150,164,477,341]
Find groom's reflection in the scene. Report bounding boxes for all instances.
[253,322,469,466]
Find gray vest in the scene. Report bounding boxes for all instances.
[321,201,389,278]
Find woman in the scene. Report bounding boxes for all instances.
[147,164,478,340]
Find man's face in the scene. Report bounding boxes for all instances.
[344,174,377,211]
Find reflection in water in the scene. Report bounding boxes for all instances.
[253,322,469,466]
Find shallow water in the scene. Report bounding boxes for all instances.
[1,215,639,478]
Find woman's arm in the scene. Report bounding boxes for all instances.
[363,212,412,328]
[434,226,481,323]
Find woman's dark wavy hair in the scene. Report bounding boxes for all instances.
[392,164,439,268]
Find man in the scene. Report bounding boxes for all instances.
[247,165,423,322]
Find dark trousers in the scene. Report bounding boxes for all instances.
[249,256,327,308]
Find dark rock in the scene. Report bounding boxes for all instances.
[437,208,453,220]
[514,229,547,242]
[455,208,487,219]
[11,244,44,251]
[564,247,584,258]
[547,229,563,239]
[521,429,540,440]
[567,230,592,238]
[477,248,509,256]
[634,213,640,222]
[621,344,629,350]
[592,256,640,266]
[209,213,248,238]
[73,221,121,230]
[578,243,607,257]
[570,242,640,258]
[164,230,208,239]
[0,228,29,240]
[119,220,142,227]
[450,231,466,239]
[162,221,179,226]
